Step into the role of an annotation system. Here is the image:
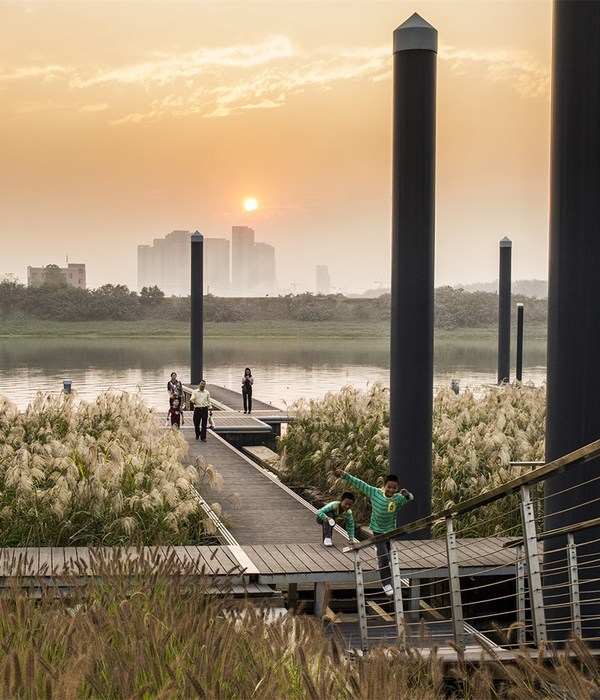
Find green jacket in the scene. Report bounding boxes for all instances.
[316,501,355,540]
[342,473,413,534]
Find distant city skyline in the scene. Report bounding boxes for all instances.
[1,1,552,294]
[138,227,278,296]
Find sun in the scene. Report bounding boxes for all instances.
[243,197,258,212]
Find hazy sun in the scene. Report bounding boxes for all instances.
[243,197,258,212]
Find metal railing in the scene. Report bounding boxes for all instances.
[344,438,600,652]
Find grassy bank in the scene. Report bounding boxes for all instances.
[0,317,548,340]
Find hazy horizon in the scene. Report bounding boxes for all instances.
[1,0,552,295]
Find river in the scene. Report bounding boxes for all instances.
[0,336,547,411]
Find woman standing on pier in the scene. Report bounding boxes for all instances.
[191,380,212,441]
[241,367,254,414]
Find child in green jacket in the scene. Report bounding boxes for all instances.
[338,470,413,596]
[316,492,356,547]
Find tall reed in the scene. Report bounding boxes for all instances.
[0,391,219,546]
[279,383,546,536]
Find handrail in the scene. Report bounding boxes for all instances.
[504,515,600,548]
[344,437,600,553]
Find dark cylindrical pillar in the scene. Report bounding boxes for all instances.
[497,237,512,384]
[389,14,437,534]
[545,0,600,643]
[515,303,524,382]
[190,231,204,385]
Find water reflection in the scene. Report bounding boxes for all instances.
[0,336,546,411]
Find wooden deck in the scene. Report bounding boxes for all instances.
[0,539,518,585]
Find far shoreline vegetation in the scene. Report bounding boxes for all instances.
[0,278,548,339]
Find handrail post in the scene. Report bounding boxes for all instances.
[520,484,547,645]
[516,543,527,645]
[567,533,582,638]
[353,550,369,652]
[446,515,466,648]
[390,544,406,649]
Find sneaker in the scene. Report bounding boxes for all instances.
[383,584,394,597]
[323,538,333,547]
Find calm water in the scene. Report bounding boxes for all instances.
[0,336,547,411]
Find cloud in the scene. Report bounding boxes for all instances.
[70,36,295,89]
[440,45,550,100]
[79,102,109,113]
[0,36,549,124]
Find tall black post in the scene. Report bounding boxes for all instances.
[389,14,437,534]
[190,231,204,385]
[545,0,600,643]
[515,303,524,382]
[497,237,512,384]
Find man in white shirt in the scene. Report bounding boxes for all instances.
[190,380,213,441]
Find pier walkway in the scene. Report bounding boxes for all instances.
[4,385,600,658]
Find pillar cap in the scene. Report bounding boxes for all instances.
[394,13,438,54]
[500,236,512,247]
[191,231,204,242]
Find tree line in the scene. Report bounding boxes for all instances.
[0,278,547,327]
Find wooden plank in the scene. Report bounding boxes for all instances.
[243,546,287,575]
[36,548,52,576]
[227,546,260,575]
[368,601,394,622]
[59,547,83,576]
[0,548,15,577]
[270,544,313,574]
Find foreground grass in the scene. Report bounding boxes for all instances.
[1,553,599,699]
[0,317,548,340]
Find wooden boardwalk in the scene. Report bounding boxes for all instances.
[0,540,518,585]
[183,426,334,546]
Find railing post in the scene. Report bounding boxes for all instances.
[520,484,547,645]
[353,550,369,652]
[567,532,582,638]
[445,515,466,648]
[389,544,406,649]
[516,543,527,645]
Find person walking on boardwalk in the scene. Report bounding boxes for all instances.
[191,380,212,441]
[316,492,356,547]
[337,468,413,596]
[241,367,254,414]
[167,372,183,407]
[166,398,184,429]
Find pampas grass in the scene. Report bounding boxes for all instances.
[0,391,218,546]
[279,383,546,536]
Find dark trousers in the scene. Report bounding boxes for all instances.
[316,513,335,541]
[242,386,252,412]
[193,406,208,440]
[375,536,391,587]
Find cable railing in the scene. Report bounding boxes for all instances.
[344,437,600,652]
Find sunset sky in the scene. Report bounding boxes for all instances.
[0,0,552,294]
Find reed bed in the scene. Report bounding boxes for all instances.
[279,383,546,536]
[0,553,598,699]
[0,391,222,546]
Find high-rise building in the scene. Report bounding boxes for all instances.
[316,265,331,294]
[163,230,191,296]
[27,263,86,289]
[255,242,277,295]
[204,238,230,295]
[231,226,255,295]
[137,245,153,290]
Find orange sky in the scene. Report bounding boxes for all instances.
[0,0,552,294]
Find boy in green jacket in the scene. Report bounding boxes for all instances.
[316,492,356,547]
[338,469,413,596]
